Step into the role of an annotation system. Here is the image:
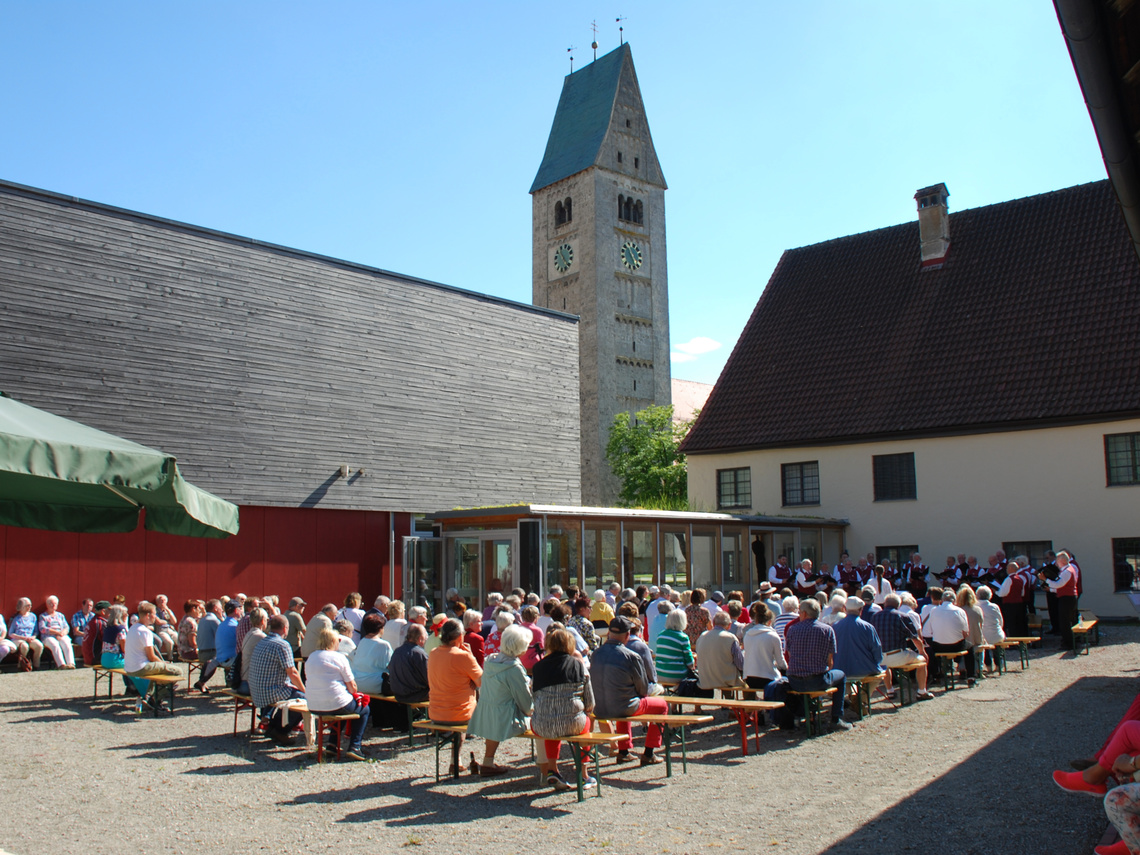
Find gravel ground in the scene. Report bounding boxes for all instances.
[1,629,1136,855]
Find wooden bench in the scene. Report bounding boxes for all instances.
[662,695,784,755]
[180,656,202,691]
[312,712,361,763]
[219,689,258,735]
[933,651,967,690]
[412,721,468,782]
[140,673,181,717]
[785,687,837,737]
[92,664,124,699]
[1072,614,1099,655]
[591,713,714,777]
[846,675,884,720]
[1000,637,1040,670]
[888,662,922,706]
[520,730,627,802]
[375,695,432,746]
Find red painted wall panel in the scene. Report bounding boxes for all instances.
[263,507,318,610]
[5,528,80,612]
[206,506,265,600]
[143,531,208,607]
[79,529,148,605]
[0,506,396,618]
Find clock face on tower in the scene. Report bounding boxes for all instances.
[553,243,573,273]
[621,240,643,271]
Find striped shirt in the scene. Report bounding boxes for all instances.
[655,628,694,681]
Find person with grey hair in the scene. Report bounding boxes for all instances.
[388,622,430,704]
[783,597,851,732]
[648,598,674,652]
[485,606,517,657]
[38,595,75,669]
[461,608,486,666]
[333,618,357,656]
[483,592,505,622]
[772,595,800,651]
[695,611,745,691]
[926,588,970,683]
[605,581,622,607]
[99,604,130,670]
[655,607,694,682]
[820,593,848,626]
[975,585,1004,673]
[833,596,883,684]
[382,600,408,648]
[468,624,533,776]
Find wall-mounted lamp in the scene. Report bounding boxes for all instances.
[338,464,350,478]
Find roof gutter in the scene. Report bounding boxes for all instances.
[1055,0,1140,263]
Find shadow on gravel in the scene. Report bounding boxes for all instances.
[816,675,1137,855]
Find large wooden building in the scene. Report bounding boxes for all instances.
[0,179,581,613]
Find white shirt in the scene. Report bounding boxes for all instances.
[123,622,154,672]
[1046,567,1075,591]
[336,607,365,643]
[304,649,355,712]
[382,618,408,648]
[868,576,893,605]
[926,603,969,645]
[743,623,787,681]
[978,600,1005,644]
[702,599,721,618]
[768,564,790,585]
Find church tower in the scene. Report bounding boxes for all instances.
[530,44,671,506]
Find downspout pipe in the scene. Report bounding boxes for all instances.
[1055,0,1140,262]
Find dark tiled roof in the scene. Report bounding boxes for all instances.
[530,44,628,194]
[682,180,1140,453]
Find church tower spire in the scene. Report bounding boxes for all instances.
[531,43,672,506]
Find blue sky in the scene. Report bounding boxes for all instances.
[0,2,1105,385]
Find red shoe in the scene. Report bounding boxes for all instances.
[1095,841,1132,855]
[1053,769,1107,796]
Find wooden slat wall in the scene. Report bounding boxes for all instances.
[0,182,582,512]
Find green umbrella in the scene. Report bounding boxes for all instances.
[0,392,239,538]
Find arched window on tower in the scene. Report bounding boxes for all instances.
[564,197,572,223]
[555,200,566,226]
[619,194,642,224]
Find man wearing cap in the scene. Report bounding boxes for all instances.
[859,586,881,620]
[757,583,782,616]
[833,596,884,686]
[285,597,307,658]
[591,616,670,766]
[702,590,724,618]
[80,601,111,667]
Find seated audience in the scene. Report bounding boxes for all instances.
[238,608,269,695]
[388,623,430,704]
[743,602,787,693]
[976,585,1005,672]
[462,609,486,667]
[248,614,307,746]
[590,590,616,627]
[301,603,337,660]
[0,612,17,662]
[285,598,307,658]
[177,600,201,663]
[81,600,110,667]
[336,592,365,643]
[38,596,76,669]
[696,611,745,691]
[351,613,393,695]
[623,613,663,696]
[532,627,596,791]
[772,596,800,651]
[655,608,694,683]
[305,627,370,761]
[783,598,850,732]
[382,601,409,648]
[482,592,504,623]
[518,605,545,671]
[334,618,357,656]
[215,600,242,668]
[194,599,222,693]
[684,587,712,648]
[427,618,483,775]
[468,624,533,776]
[648,600,673,652]
[100,604,129,669]
[956,585,984,684]
[152,594,179,654]
[124,602,182,708]
[591,616,669,766]
[833,596,884,680]
[71,598,95,642]
[568,598,600,651]
[869,593,935,701]
[926,589,972,684]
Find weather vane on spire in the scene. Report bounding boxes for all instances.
[567,45,576,74]
[591,20,599,60]
[616,16,625,45]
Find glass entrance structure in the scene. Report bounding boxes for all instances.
[425,505,848,602]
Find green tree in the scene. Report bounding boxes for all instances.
[605,404,694,509]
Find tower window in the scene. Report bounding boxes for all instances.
[634,157,639,169]
[617,151,622,163]
[618,194,644,225]
[626,119,631,128]
[555,196,572,226]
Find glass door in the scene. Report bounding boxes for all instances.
[402,536,443,616]
[443,531,517,616]
[484,538,514,600]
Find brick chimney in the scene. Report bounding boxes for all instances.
[914,183,950,268]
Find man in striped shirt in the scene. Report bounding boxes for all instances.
[771,596,800,652]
